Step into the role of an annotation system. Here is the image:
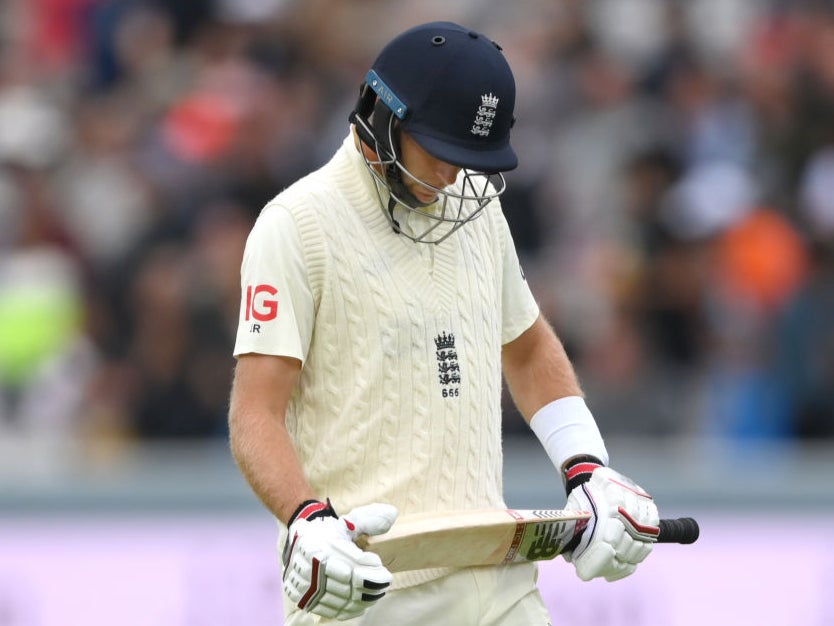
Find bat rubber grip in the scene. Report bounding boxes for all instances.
[657,517,699,544]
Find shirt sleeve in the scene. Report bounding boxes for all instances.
[498,211,540,345]
[232,203,315,363]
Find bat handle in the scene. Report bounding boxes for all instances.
[657,517,699,544]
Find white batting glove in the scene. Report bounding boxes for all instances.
[563,459,659,582]
[282,500,398,621]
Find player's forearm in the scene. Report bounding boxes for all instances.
[505,317,609,472]
[228,355,315,523]
[502,314,583,421]
[229,407,316,524]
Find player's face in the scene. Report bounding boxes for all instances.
[398,131,461,205]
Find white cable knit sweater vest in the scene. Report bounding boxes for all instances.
[274,136,532,588]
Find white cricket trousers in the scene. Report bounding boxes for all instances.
[283,562,552,626]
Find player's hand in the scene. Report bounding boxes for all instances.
[282,499,398,620]
[563,460,659,582]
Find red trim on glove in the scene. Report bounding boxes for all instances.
[609,478,652,499]
[297,556,322,609]
[296,501,329,521]
[565,462,602,482]
[617,505,660,537]
[288,498,338,526]
[564,456,604,496]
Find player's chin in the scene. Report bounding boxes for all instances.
[413,189,439,205]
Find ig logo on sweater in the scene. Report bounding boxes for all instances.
[244,284,278,332]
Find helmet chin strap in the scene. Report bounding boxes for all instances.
[386,197,401,234]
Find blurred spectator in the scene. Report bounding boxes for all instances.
[773,240,834,438]
[0,168,94,438]
[775,134,834,439]
[702,206,809,440]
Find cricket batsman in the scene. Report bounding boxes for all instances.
[228,21,659,625]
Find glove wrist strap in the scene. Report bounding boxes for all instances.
[288,498,338,526]
[563,456,604,495]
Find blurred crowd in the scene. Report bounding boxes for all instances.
[1,0,833,448]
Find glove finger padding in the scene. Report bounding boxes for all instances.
[282,503,395,621]
[343,503,399,539]
[574,542,636,582]
[565,467,659,582]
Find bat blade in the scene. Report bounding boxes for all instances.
[355,508,590,573]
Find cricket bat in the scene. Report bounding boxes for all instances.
[355,508,699,573]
